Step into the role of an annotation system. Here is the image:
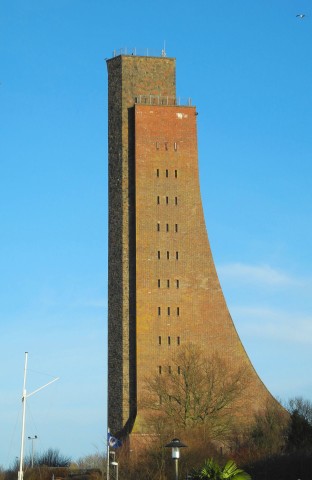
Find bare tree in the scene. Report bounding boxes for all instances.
[34,448,71,467]
[235,398,289,461]
[286,397,312,424]
[284,397,312,452]
[141,344,250,440]
[76,452,106,470]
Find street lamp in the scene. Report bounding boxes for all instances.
[165,438,187,480]
[111,461,118,480]
[27,436,37,468]
[109,452,118,480]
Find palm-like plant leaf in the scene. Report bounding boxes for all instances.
[190,458,251,480]
[190,458,221,479]
[221,460,251,480]
[201,458,221,479]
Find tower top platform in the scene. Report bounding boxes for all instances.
[109,46,171,59]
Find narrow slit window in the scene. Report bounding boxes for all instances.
[176,279,180,288]
[156,141,159,150]
[157,169,159,177]
[168,307,170,316]
[175,224,178,232]
[167,279,170,288]
[159,335,162,345]
[175,196,178,205]
[158,279,161,288]
[157,196,160,205]
[166,196,169,205]
[177,336,180,345]
[176,251,179,260]
[157,222,160,232]
[166,169,169,178]
[168,366,172,374]
[166,223,169,232]
[158,307,161,316]
[168,336,171,346]
[175,170,178,178]
[177,307,180,316]
[159,366,162,374]
[178,366,181,374]
[158,251,161,259]
[167,251,170,260]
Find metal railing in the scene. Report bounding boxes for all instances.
[135,95,192,106]
[112,47,167,58]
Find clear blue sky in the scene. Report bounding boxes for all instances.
[1,0,311,468]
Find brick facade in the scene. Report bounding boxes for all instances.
[107,54,277,438]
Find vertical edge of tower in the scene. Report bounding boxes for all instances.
[107,56,125,435]
[107,54,177,437]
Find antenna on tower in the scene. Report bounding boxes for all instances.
[161,41,167,57]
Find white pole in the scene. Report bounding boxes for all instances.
[106,428,110,480]
[17,353,59,480]
[18,352,28,480]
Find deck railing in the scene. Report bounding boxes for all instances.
[112,47,167,58]
[135,95,192,106]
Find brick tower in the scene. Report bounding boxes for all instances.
[107,53,275,438]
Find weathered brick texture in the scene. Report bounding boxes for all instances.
[107,54,278,438]
[107,55,176,436]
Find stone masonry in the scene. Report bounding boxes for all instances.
[107,53,278,438]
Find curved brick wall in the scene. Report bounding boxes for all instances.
[107,54,278,437]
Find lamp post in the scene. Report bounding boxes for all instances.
[111,461,118,480]
[165,438,187,480]
[109,451,118,480]
[27,436,37,468]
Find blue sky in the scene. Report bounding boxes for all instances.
[1,0,312,468]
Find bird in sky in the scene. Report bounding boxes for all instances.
[296,13,306,18]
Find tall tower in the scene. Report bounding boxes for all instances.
[107,53,275,438]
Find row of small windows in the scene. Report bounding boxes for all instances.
[157,223,178,232]
[159,366,181,375]
[157,251,179,260]
[156,141,178,151]
[157,279,180,288]
[157,196,178,205]
[158,336,180,345]
[158,307,180,316]
[156,169,178,178]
